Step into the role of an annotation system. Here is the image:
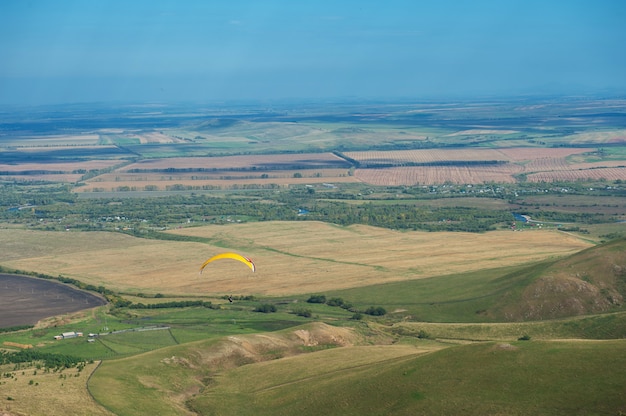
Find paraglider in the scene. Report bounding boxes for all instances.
[199,252,256,274]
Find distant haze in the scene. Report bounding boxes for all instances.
[1,0,625,105]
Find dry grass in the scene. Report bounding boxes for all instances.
[0,223,592,296]
[0,361,114,416]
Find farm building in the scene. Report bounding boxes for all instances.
[53,331,83,340]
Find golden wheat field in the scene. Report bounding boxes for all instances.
[0,223,593,296]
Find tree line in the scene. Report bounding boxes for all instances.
[0,349,87,369]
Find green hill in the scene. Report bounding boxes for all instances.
[88,319,626,416]
[326,237,626,323]
[491,237,626,321]
[188,339,626,416]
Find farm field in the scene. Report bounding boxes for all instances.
[4,144,622,190]
[346,147,626,185]
[0,273,106,327]
[2,99,626,190]
[80,153,354,192]
[0,223,593,297]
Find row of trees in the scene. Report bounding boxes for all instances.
[129,300,216,309]
[253,295,387,319]
[307,295,386,317]
[0,349,87,370]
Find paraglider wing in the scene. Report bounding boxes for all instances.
[199,252,256,274]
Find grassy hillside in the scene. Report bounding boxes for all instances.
[85,317,626,416]
[187,339,626,416]
[88,323,370,416]
[325,237,626,323]
[392,311,626,341]
[493,237,626,320]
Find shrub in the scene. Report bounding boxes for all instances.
[254,304,277,313]
[307,295,326,304]
[292,308,312,318]
[364,306,387,316]
[518,334,531,341]
[351,313,363,320]
[228,295,256,301]
[417,330,430,339]
[326,297,344,307]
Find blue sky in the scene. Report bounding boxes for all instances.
[1,0,625,105]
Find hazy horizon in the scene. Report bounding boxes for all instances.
[1,0,625,106]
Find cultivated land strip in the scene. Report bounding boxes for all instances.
[0,224,592,296]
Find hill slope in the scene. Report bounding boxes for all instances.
[189,339,626,416]
[88,322,372,416]
[492,237,626,320]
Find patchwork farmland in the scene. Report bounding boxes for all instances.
[70,146,626,191]
[346,147,626,185]
[1,99,626,416]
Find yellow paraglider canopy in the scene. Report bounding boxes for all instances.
[199,252,256,274]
